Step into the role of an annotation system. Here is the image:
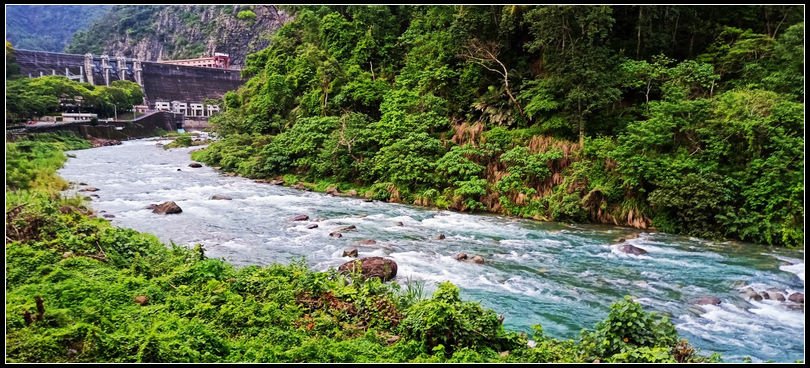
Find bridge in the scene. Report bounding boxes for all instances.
[12,49,245,120]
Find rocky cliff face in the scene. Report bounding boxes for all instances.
[65,5,289,67]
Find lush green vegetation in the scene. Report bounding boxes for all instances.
[194,5,804,248]
[236,9,257,22]
[5,59,144,123]
[6,5,110,52]
[162,133,210,149]
[6,133,720,363]
[5,132,91,191]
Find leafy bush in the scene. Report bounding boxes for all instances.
[578,296,679,362]
[399,282,521,357]
[236,9,256,21]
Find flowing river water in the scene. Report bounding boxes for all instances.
[59,139,805,362]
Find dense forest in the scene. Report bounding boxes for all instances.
[5,5,110,52]
[65,5,288,65]
[193,5,804,248]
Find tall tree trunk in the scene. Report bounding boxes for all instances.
[578,101,584,148]
[579,117,585,148]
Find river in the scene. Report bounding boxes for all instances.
[59,139,805,362]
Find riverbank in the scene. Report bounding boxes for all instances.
[6,133,726,363]
[61,138,806,361]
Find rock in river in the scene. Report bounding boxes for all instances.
[338,257,398,282]
[291,214,309,221]
[342,248,359,258]
[151,201,182,214]
[694,296,721,306]
[210,194,232,200]
[788,292,804,304]
[741,287,763,301]
[189,163,203,168]
[618,243,648,255]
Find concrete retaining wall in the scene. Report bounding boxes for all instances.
[20,111,182,140]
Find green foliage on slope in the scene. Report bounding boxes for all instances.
[194,5,803,247]
[6,5,111,52]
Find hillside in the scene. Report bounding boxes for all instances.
[6,5,111,52]
[65,5,289,66]
[194,5,804,248]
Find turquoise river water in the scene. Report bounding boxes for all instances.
[59,139,805,362]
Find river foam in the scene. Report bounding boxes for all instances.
[58,139,806,362]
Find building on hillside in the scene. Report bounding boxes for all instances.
[155,101,171,112]
[157,53,232,69]
[134,105,149,114]
[60,113,97,122]
[149,100,221,118]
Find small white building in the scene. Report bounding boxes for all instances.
[189,103,205,117]
[155,101,171,111]
[60,113,98,122]
[171,101,188,116]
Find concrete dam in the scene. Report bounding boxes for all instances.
[13,49,244,114]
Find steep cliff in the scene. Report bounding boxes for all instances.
[65,5,289,66]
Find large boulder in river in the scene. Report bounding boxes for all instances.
[342,248,358,258]
[618,243,648,256]
[338,257,397,282]
[291,214,309,221]
[694,296,721,306]
[210,194,232,200]
[788,292,804,304]
[471,255,485,264]
[455,253,468,261]
[763,289,786,302]
[741,287,763,301]
[189,163,203,168]
[151,201,182,214]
